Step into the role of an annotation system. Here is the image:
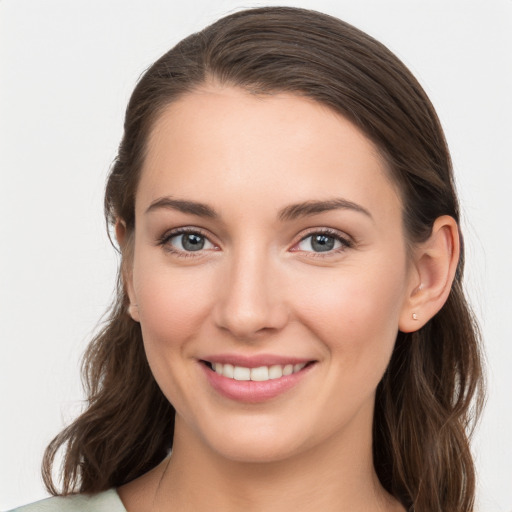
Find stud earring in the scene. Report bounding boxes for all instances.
[412,313,418,321]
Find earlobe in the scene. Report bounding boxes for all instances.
[399,215,460,333]
[115,219,127,248]
[127,302,140,322]
[115,219,140,323]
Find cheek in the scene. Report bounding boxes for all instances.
[131,260,217,413]
[132,260,214,349]
[293,259,407,366]
[290,264,407,429]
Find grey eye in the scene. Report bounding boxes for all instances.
[297,234,342,253]
[170,232,214,252]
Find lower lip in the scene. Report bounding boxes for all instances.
[200,363,315,403]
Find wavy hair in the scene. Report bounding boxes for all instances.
[42,7,484,511]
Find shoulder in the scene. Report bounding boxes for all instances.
[7,489,127,512]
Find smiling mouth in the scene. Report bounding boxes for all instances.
[201,360,315,382]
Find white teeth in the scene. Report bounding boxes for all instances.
[222,363,235,379]
[210,362,309,381]
[223,363,234,378]
[233,366,251,381]
[268,365,283,379]
[250,366,269,381]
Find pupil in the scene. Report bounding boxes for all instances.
[182,234,205,251]
[311,234,334,252]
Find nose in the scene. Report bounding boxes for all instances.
[213,248,289,341]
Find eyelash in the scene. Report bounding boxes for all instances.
[157,227,353,259]
[292,228,353,257]
[157,227,216,259]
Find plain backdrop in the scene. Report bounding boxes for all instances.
[1,0,511,510]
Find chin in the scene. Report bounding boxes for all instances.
[211,436,305,464]
[191,414,320,465]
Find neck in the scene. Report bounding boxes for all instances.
[148,410,402,512]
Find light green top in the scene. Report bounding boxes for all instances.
[7,489,127,512]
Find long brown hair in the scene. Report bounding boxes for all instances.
[42,7,484,511]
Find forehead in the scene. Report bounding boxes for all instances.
[137,86,401,222]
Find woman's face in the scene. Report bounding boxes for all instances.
[126,86,416,462]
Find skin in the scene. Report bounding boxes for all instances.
[117,85,459,512]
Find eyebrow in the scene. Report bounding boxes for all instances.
[277,198,372,222]
[145,197,218,218]
[145,196,372,221]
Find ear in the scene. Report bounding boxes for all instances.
[399,215,460,333]
[115,219,140,323]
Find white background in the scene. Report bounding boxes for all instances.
[1,1,511,510]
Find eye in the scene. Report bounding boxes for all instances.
[294,230,351,254]
[159,229,216,255]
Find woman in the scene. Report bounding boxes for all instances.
[11,6,484,512]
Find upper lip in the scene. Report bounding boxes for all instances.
[200,353,315,368]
